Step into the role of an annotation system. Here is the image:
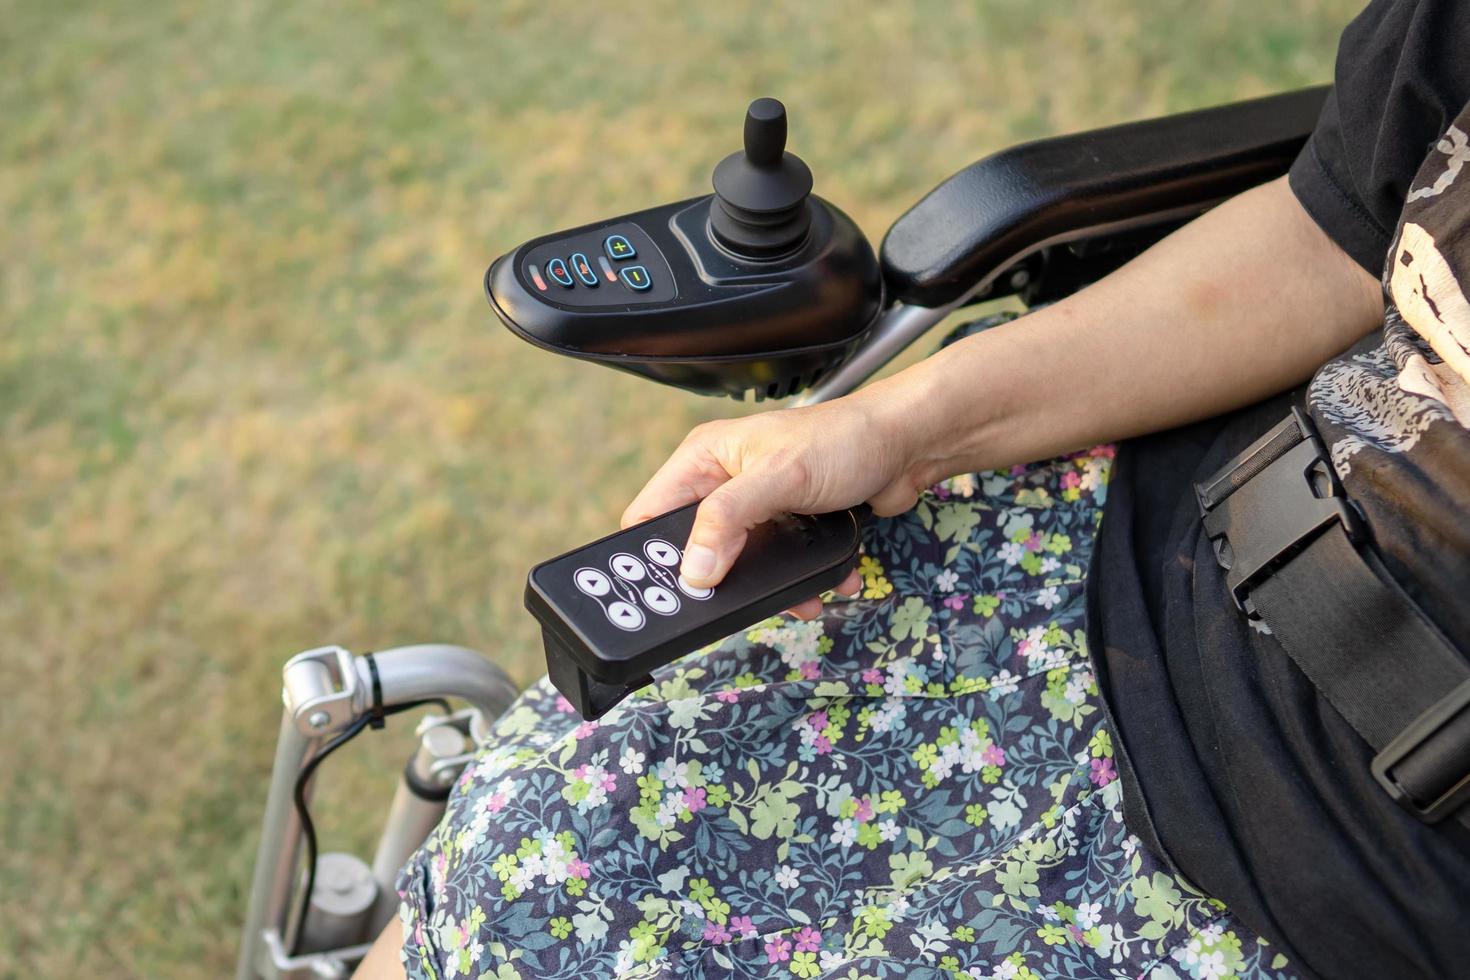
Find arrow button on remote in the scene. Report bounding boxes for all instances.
[611,553,646,581]
[574,567,611,597]
[642,585,680,615]
[606,601,646,631]
[644,539,681,567]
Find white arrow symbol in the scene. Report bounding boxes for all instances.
[610,553,646,581]
[574,568,610,596]
[642,586,680,614]
[606,601,644,631]
[644,539,681,566]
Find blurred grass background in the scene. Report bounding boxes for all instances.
[0,0,1359,974]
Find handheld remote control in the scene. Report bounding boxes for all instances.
[525,503,865,719]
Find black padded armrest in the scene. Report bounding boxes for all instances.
[880,86,1329,308]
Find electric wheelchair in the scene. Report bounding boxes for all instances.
[235,86,1328,980]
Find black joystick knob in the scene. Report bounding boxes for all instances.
[710,98,814,259]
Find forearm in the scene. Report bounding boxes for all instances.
[864,177,1384,485]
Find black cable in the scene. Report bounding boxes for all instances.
[288,691,453,956]
[290,713,371,955]
[366,653,386,729]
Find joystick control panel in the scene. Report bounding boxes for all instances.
[485,99,884,399]
[525,502,864,718]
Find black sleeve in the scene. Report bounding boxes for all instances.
[1289,0,1470,275]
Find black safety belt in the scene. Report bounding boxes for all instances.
[1196,408,1470,829]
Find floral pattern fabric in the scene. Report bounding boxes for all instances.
[398,350,1295,980]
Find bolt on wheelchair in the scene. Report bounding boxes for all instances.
[236,86,1327,980]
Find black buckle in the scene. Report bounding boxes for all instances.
[1195,409,1364,619]
[1371,679,1470,824]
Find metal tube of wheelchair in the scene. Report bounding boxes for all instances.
[796,301,959,405]
[235,710,320,980]
[299,851,377,954]
[357,644,519,726]
[355,646,517,929]
[367,721,471,930]
[238,645,516,977]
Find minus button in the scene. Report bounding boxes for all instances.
[619,265,652,291]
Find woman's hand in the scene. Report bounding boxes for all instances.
[621,387,928,618]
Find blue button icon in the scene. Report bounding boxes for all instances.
[570,253,599,286]
[604,235,636,261]
[546,258,574,288]
[619,265,652,291]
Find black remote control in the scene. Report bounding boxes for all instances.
[525,503,865,719]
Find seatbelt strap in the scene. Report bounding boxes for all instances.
[1196,408,1470,828]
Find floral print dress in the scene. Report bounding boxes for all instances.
[397,320,1298,980]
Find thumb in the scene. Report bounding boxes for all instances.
[680,470,799,588]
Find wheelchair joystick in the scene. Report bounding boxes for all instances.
[709,98,814,258]
[484,97,883,399]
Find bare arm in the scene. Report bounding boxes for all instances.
[353,918,404,979]
[895,176,1382,482]
[625,177,1383,606]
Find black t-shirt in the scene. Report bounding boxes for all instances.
[1289,0,1470,276]
[1090,3,1470,978]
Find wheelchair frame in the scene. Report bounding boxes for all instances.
[236,86,1326,979]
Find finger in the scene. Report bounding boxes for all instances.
[785,566,860,618]
[784,597,823,620]
[681,468,803,588]
[868,478,922,517]
[622,444,730,528]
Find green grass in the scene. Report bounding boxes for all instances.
[0,0,1358,974]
